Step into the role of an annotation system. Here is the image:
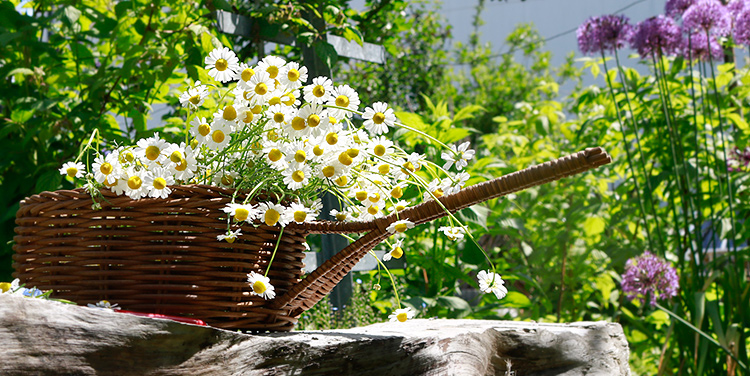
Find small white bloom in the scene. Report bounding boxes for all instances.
[92,154,121,185]
[442,141,475,171]
[59,161,86,179]
[327,84,360,119]
[386,219,415,234]
[204,47,240,83]
[123,167,148,200]
[279,61,308,90]
[438,226,465,241]
[383,239,404,261]
[257,202,291,227]
[477,270,508,299]
[204,121,233,151]
[179,81,209,109]
[303,76,334,105]
[222,203,258,222]
[362,102,396,135]
[257,55,287,81]
[247,271,276,300]
[217,228,243,243]
[143,167,174,199]
[388,307,415,322]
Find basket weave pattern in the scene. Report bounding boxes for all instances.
[13,147,611,331]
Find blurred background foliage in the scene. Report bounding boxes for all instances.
[2,0,749,374]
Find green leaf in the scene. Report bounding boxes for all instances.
[460,239,487,265]
[6,68,34,79]
[442,127,471,144]
[35,170,62,193]
[313,40,338,69]
[583,216,605,237]
[64,5,81,25]
[437,296,471,311]
[501,291,531,308]
[394,111,427,130]
[453,105,484,122]
[342,26,363,46]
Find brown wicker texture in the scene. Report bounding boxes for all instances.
[13,147,610,331]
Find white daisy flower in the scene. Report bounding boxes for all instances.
[167,144,198,182]
[438,226,465,241]
[257,202,290,227]
[214,170,239,187]
[222,203,258,222]
[303,76,334,105]
[123,167,148,200]
[257,55,286,81]
[204,47,240,83]
[59,161,86,179]
[330,208,349,221]
[362,102,396,135]
[214,104,240,127]
[386,219,415,234]
[477,270,508,299]
[279,61,308,90]
[283,162,311,190]
[190,117,212,145]
[236,63,256,90]
[280,89,301,107]
[391,199,409,212]
[423,178,447,200]
[388,307,415,322]
[179,81,209,109]
[266,104,294,127]
[288,202,315,224]
[296,104,330,138]
[135,133,168,166]
[204,121,233,151]
[262,142,288,170]
[144,166,174,199]
[367,136,395,157]
[247,271,276,300]
[327,84,360,119]
[246,70,275,105]
[217,228,243,243]
[442,141,475,171]
[383,239,404,261]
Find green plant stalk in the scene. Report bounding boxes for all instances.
[265,226,284,277]
[656,302,747,370]
[601,53,655,252]
[614,50,666,252]
[697,61,720,257]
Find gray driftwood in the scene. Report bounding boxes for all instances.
[0,294,630,375]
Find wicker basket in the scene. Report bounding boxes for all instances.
[13,147,611,331]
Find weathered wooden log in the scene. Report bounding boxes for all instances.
[0,294,630,375]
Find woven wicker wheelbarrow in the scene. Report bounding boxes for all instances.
[13,147,610,331]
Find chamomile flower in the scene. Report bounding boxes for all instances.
[442,141,475,171]
[438,226,465,241]
[122,167,148,200]
[303,76,334,105]
[423,178,447,200]
[167,145,198,182]
[330,208,349,221]
[383,239,404,261]
[144,166,174,199]
[279,61,307,90]
[214,104,240,127]
[204,121,233,151]
[283,162,311,190]
[296,104,330,138]
[288,202,314,224]
[217,228,243,243]
[257,55,286,81]
[262,143,287,170]
[222,203,258,222]
[236,63,256,90]
[257,202,290,227]
[59,161,86,179]
[280,89,301,107]
[247,271,276,300]
[190,117,212,145]
[362,102,396,135]
[247,71,275,105]
[266,104,294,127]
[386,219,415,234]
[477,270,508,299]
[205,47,240,83]
[327,84,360,119]
[388,307,415,322]
[135,133,168,166]
[391,199,409,212]
[179,81,209,109]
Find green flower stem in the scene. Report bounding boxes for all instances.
[265,226,284,277]
[697,61,720,255]
[370,250,403,309]
[655,302,747,371]
[601,53,655,252]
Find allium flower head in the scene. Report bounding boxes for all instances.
[666,0,697,18]
[629,16,683,58]
[728,0,750,19]
[683,0,732,36]
[576,14,633,55]
[621,251,679,306]
[734,8,750,44]
[682,32,724,61]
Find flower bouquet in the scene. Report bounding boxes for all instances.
[13,46,611,331]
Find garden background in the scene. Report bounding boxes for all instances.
[2,0,749,374]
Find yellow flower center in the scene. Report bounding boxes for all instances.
[64,166,78,177]
[273,113,285,123]
[212,130,225,143]
[241,68,255,82]
[312,85,326,98]
[329,116,338,125]
[190,139,199,149]
[401,162,415,174]
[292,170,305,183]
[335,95,349,107]
[268,149,282,162]
[394,223,408,233]
[264,209,280,226]
[395,203,406,211]
[374,145,386,156]
[307,114,321,127]
[176,159,188,171]
[287,68,300,81]
[347,148,359,158]
[169,151,183,163]
[267,130,279,142]
[378,164,390,174]
[199,123,211,137]
[433,188,444,198]
[326,133,338,145]
[127,176,142,190]
[266,65,279,79]
[243,91,253,101]
[369,193,381,203]
[223,105,237,121]
[221,175,234,186]
[335,213,347,221]
[120,151,135,163]
[255,82,268,95]
[225,235,236,244]
[294,211,307,223]
[105,179,118,187]
[291,116,306,131]
[322,165,335,177]
[99,163,113,175]
[294,150,307,163]
[235,208,250,222]
[355,191,368,201]
[252,105,263,114]
[368,206,378,215]
[338,152,353,166]
[282,94,295,106]
[269,96,281,106]
[373,112,386,124]
[391,247,404,259]
[215,58,228,71]
[391,186,403,199]
[243,111,254,124]
[334,176,348,187]
[0,282,11,293]
[189,95,201,105]
[252,280,267,294]
[153,177,167,190]
[313,145,324,156]
[396,312,408,322]
[145,146,161,161]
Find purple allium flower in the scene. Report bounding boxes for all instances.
[666,0,697,18]
[629,16,683,58]
[621,251,679,306]
[728,0,750,19]
[735,8,750,44]
[681,32,725,61]
[576,14,633,55]
[727,146,750,172]
[683,0,732,36]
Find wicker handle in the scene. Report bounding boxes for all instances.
[274,147,611,314]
